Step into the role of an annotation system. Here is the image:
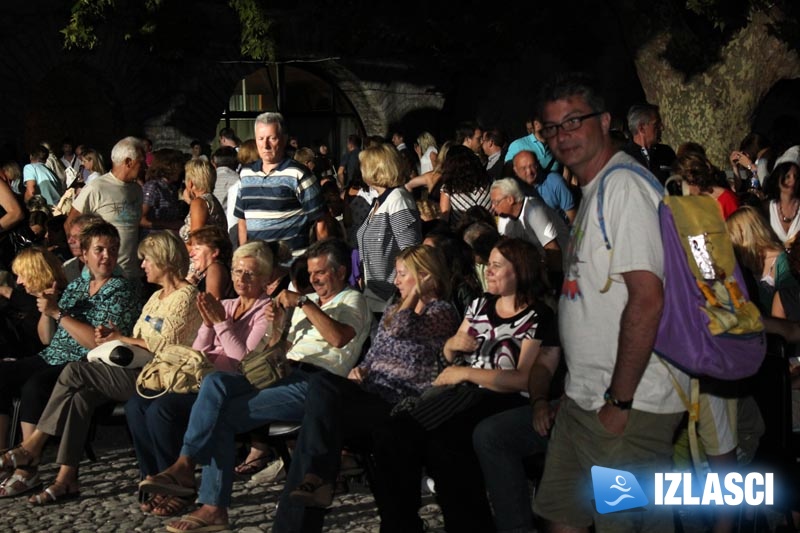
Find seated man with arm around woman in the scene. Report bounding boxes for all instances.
[139,238,371,533]
[0,230,201,504]
[128,240,274,517]
[0,222,140,496]
[273,244,460,532]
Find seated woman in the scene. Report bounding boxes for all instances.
[128,240,274,516]
[0,223,140,491]
[0,248,68,447]
[0,230,202,504]
[179,160,227,244]
[727,206,798,314]
[185,225,234,300]
[371,238,559,533]
[272,244,460,532]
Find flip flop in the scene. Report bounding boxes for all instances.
[139,472,196,497]
[152,494,196,517]
[234,455,270,476]
[0,471,42,498]
[28,481,81,506]
[165,514,230,532]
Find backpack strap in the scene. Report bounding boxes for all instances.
[596,162,664,251]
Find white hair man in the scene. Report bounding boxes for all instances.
[66,136,145,279]
[235,112,327,251]
[489,177,568,272]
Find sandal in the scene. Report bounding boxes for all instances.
[165,514,230,532]
[0,471,41,498]
[152,494,196,517]
[234,455,271,476]
[139,472,196,497]
[140,493,166,513]
[0,446,39,472]
[28,480,81,505]
[289,475,334,508]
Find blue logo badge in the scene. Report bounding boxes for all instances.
[591,466,649,514]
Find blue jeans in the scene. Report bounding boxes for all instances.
[472,405,550,533]
[180,369,315,507]
[273,372,392,533]
[125,390,198,477]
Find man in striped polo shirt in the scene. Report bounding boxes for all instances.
[235,112,326,251]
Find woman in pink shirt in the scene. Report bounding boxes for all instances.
[127,240,275,517]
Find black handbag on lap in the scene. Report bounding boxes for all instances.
[392,382,485,431]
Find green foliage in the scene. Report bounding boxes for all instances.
[60,0,274,60]
[61,0,115,50]
[229,0,274,60]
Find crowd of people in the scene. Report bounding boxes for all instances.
[0,71,797,533]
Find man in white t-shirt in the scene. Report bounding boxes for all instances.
[532,73,688,533]
[66,136,145,280]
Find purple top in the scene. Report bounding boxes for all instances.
[192,294,270,373]
[360,299,460,404]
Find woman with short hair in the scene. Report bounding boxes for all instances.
[179,160,227,244]
[129,240,274,516]
[356,143,421,316]
[186,225,234,300]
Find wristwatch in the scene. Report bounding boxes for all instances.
[604,388,633,410]
[297,295,309,308]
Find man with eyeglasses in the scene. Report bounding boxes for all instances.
[622,103,676,184]
[532,73,688,533]
[504,115,559,174]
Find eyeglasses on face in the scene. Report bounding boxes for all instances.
[232,269,258,280]
[540,112,604,139]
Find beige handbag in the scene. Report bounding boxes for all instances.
[136,344,215,399]
[239,308,290,390]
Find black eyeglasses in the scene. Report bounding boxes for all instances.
[540,112,603,139]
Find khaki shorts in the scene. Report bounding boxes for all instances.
[533,397,683,533]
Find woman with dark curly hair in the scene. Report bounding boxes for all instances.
[763,161,800,246]
[439,145,492,228]
[140,149,186,234]
[677,151,739,220]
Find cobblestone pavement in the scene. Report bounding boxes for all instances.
[0,429,445,533]
[0,428,785,532]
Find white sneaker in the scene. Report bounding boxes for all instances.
[250,457,286,485]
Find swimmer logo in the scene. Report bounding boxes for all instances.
[591,466,649,514]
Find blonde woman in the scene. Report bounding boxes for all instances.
[80,149,106,184]
[415,131,438,174]
[727,206,798,313]
[357,144,422,315]
[179,160,227,244]
[405,141,453,202]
